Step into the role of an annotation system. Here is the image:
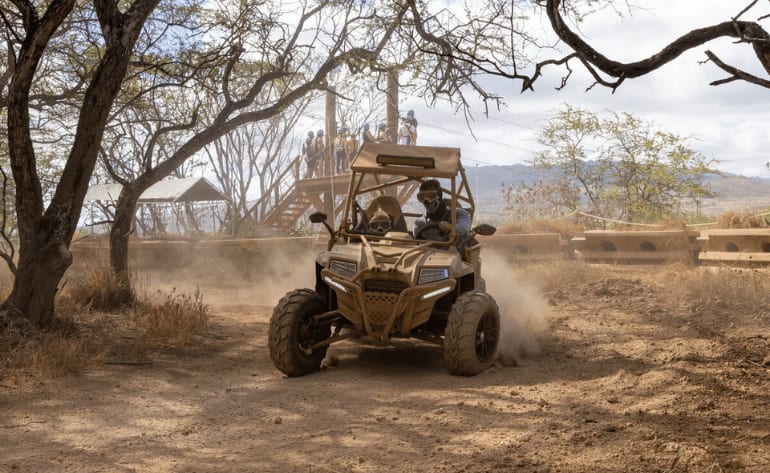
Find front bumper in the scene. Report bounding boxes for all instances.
[321,268,455,342]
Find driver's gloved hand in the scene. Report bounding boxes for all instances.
[438,221,452,234]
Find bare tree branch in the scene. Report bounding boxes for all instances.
[539,0,770,91]
[705,49,770,87]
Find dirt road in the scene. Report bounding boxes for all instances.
[1,261,769,473]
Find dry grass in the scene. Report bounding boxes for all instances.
[2,266,210,384]
[714,211,768,229]
[517,258,770,323]
[3,332,103,379]
[134,287,209,347]
[0,309,106,384]
[513,258,605,294]
[659,266,770,314]
[64,260,134,310]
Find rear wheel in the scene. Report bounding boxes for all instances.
[444,291,500,376]
[268,289,331,377]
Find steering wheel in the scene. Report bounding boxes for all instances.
[414,222,448,242]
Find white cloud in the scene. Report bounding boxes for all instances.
[404,0,770,177]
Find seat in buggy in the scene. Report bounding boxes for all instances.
[359,195,408,235]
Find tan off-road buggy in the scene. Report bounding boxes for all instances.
[268,143,499,376]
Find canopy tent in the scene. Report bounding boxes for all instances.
[81,177,227,238]
[85,177,226,203]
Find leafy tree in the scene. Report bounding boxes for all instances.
[530,105,719,223]
[502,178,581,222]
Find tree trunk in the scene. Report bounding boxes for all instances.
[108,188,141,305]
[3,236,72,327]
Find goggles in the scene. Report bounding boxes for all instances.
[417,190,440,204]
[369,218,391,233]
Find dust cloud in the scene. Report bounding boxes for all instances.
[251,244,318,302]
[132,240,550,361]
[483,249,550,364]
[139,242,319,308]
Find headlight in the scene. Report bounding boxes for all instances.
[329,259,357,279]
[418,267,450,285]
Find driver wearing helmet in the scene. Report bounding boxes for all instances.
[413,179,470,247]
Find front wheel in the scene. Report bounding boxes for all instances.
[268,289,331,377]
[444,291,500,376]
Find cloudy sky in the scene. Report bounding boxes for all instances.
[402,0,770,178]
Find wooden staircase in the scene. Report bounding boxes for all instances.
[246,155,419,236]
[256,189,314,235]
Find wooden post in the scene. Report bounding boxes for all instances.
[385,70,398,144]
[325,88,336,177]
[324,87,337,219]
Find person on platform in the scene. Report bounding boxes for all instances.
[334,128,346,174]
[344,129,358,168]
[376,122,390,143]
[302,131,316,178]
[361,123,376,144]
[397,109,418,145]
[313,129,326,177]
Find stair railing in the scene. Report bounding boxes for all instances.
[249,155,302,224]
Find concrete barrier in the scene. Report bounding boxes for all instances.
[70,239,196,269]
[571,230,700,263]
[69,240,110,269]
[192,237,317,275]
[698,229,770,264]
[478,233,562,256]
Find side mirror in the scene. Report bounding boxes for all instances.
[309,212,327,224]
[472,224,496,236]
[310,211,335,238]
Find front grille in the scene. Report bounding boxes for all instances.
[363,279,408,327]
[363,279,408,294]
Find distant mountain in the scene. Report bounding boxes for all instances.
[699,175,770,216]
[463,164,770,223]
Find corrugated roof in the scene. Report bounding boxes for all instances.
[85,177,226,203]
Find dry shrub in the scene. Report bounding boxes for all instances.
[63,260,134,310]
[0,272,104,384]
[11,334,95,375]
[2,254,210,382]
[135,288,209,346]
[655,219,688,230]
[0,311,104,382]
[715,211,767,229]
